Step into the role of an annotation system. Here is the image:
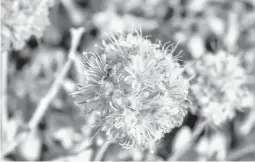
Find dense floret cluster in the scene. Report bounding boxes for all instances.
[1,0,53,52]
[187,51,253,125]
[72,32,189,152]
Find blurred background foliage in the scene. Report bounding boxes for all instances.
[1,0,255,161]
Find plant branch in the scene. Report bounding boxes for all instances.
[94,140,113,161]
[239,110,255,136]
[1,27,85,159]
[227,144,255,160]
[1,51,8,145]
[28,27,84,129]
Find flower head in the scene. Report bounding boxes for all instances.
[186,51,253,125]
[1,0,54,52]
[72,31,189,152]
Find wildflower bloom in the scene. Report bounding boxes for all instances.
[186,51,253,126]
[1,0,53,52]
[72,31,189,152]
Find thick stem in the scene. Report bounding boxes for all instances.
[94,140,113,161]
[168,120,208,161]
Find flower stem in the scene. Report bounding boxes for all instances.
[28,27,85,129]
[168,120,208,161]
[94,140,113,161]
[239,110,255,136]
[227,144,255,160]
[1,51,8,149]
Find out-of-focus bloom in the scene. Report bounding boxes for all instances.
[172,126,192,153]
[187,51,253,125]
[72,31,189,152]
[1,0,54,52]
[196,132,228,161]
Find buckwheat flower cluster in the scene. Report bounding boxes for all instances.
[1,0,54,52]
[72,31,189,152]
[186,51,253,126]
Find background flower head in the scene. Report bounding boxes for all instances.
[1,0,54,52]
[72,31,189,152]
[186,51,253,125]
